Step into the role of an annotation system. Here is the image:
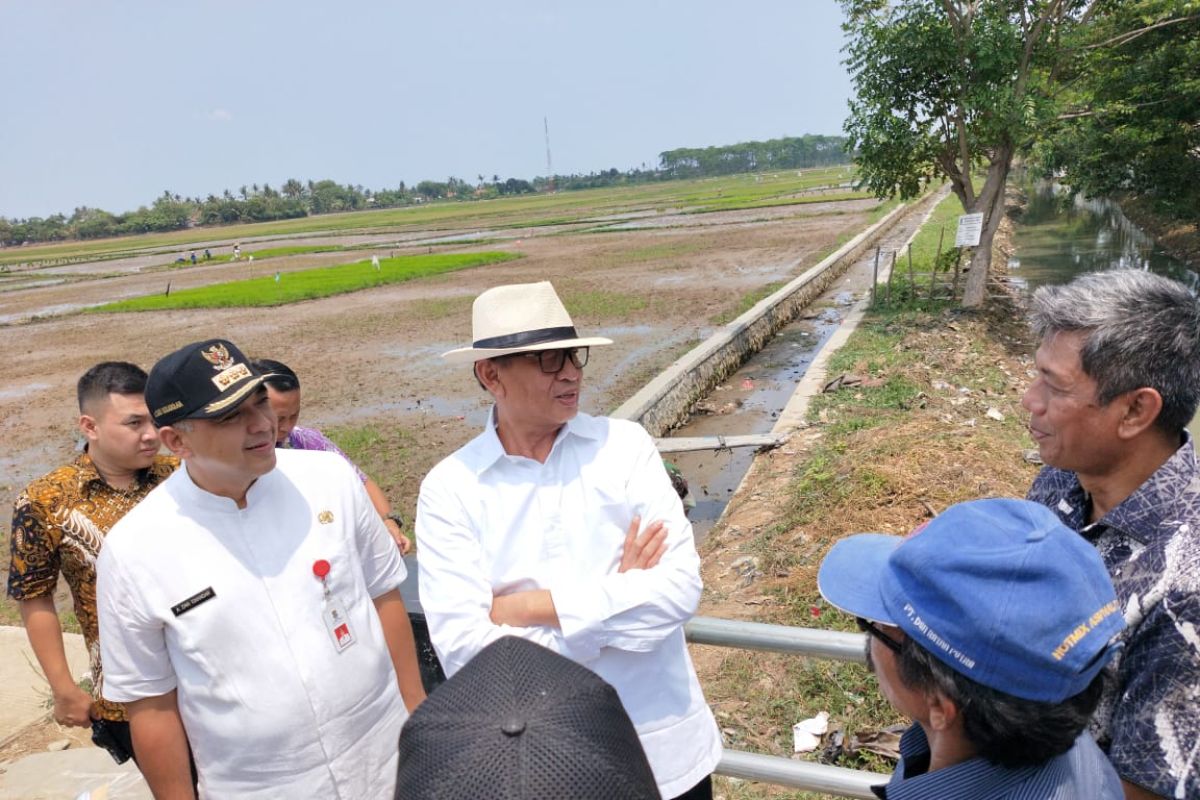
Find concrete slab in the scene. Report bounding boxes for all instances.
[0,747,150,799]
[0,626,90,741]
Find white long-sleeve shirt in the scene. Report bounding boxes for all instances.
[416,410,722,798]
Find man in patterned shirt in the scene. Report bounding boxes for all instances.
[7,361,176,762]
[1023,270,1200,800]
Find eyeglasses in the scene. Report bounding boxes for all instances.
[857,617,903,655]
[517,347,590,374]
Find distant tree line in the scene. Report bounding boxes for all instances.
[0,134,851,246]
[658,135,850,179]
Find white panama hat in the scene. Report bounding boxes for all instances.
[442,281,613,364]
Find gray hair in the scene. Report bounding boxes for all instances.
[1030,270,1200,434]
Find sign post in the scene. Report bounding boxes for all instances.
[955,213,984,248]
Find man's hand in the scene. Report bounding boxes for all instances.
[53,683,96,727]
[383,517,413,554]
[19,596,97,728]
[491,590,559,628]
[619,515,668,573]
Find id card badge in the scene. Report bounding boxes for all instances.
[313,559,355,653]
[322,596,356,652]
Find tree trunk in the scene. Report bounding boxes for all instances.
[961,148,1013,307]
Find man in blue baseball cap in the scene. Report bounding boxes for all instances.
[818,498,1125,799]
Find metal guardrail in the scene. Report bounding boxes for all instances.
[686,616,867,663]
[717,751,882,800]
[685,616,889,797]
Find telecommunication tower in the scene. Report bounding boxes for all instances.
[544,117,555,193]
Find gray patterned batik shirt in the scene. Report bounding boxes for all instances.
[1028,436,1200,800]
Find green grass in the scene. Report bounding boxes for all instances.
[244,244,348,260]
[689,190,872,214]
[90,251,520,311]
[874,191,966,308]
[561,289,649,319]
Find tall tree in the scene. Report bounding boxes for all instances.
[842,0,1085,306]
[1038,0,1200,218]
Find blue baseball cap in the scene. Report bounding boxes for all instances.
[817,498,1124,703]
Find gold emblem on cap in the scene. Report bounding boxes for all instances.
[318,510,334,524]
[201,343,234,370]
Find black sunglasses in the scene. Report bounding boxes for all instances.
[517,347,590,374]
[857,617,903,655]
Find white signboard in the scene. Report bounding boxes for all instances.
[955,213,984,247]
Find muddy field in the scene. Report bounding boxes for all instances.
[0,195,882,622]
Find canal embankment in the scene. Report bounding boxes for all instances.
[695,200,1051,798]
[697,182,1198,798]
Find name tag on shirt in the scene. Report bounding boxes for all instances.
[171,587,216,617]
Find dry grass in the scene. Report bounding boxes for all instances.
[699,231,1043,797]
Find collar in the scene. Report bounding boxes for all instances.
[73,451,155,494]
[873,724,1038,800]
[173,459,276,513]
[73,452,105,489]
[472,406,603,475]
[1066,433,1196,545]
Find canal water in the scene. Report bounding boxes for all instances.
[1007,181,1195,291]
[1008,180,1199,438]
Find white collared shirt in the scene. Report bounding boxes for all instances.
[98,449,407,799]
[416,410,723,798]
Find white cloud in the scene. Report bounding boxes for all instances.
[206,109,234,122]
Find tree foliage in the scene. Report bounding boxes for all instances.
[0,134,851,247]
[658,135,850,179]
[1037,0,1200,218]
[842,0,1084,306]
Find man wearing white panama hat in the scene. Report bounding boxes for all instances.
[416,281,723,799]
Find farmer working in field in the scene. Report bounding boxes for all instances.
[8,362,178,766]
[415,281,722,799]
[251,357,411,553]
[1023,269,1200,800]
[819,498,1124,799]
[96,339,425,798]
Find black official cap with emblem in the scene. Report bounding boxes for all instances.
[394,636,660,800]
[146,338,272,427]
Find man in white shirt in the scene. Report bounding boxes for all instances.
[416,281,723,800]
[97,338,426,799]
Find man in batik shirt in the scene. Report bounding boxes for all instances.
[8,362,176,761]
[1023,270,1200,800]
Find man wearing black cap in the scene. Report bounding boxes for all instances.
[96,339,426,799]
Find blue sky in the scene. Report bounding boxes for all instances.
[0,1,851,219]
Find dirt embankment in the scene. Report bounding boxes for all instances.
[1121,197,1200,270]
[695,210,1041,797]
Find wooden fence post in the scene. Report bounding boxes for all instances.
[871,247,880,305]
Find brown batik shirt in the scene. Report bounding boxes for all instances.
[7,452,177,721]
